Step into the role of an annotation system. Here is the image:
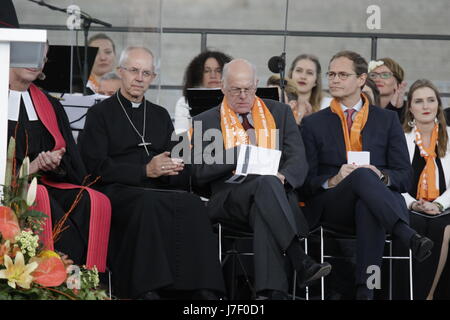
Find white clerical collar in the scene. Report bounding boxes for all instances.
[8,90,39,121]
[131,102,141,109]
[340,99,363,113]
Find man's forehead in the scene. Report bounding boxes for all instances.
[329,57,354,71]
[125,51,153,68]
[227,72,254,86]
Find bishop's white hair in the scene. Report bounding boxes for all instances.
[118,46,155,69]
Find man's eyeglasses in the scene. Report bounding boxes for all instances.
[325,72,358,80]
[368,72,393,80]
[120,66,156,78]
[228,87,256,96]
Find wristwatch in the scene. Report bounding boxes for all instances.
[379,171,388,185]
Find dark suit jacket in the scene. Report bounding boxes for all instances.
[300,104,413,228]
[192,98,307,192]
[191,98,309,233]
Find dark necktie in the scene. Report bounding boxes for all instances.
[241,113,256,145]
[345,108,356,135]
[241,113,254,130]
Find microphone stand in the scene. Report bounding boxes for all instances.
[278,0,289,104]
[278,53,286,103]
[28,0,112,94]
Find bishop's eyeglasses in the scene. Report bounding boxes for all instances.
[120,66,156,78]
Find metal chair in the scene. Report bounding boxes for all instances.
[310,226,413,300]
[216,222,310,300]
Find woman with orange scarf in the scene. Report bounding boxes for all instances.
[402,79,450,300]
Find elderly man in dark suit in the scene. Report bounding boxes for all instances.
[190,58,331,300]
[300,50,433,299]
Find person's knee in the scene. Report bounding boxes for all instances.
[349,167,378,184]
[255,175,283,190]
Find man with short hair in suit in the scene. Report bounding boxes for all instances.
[300,50,433,299]
[191,58,331,300]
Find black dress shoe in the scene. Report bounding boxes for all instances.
[138,291,161,300]
[298,258,332,287]
[255,290,288,300]
[410,234,434,262]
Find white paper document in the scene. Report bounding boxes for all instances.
[347,151,370,165]
[226,145,282,184]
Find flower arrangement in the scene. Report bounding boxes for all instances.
[0,138,108,300]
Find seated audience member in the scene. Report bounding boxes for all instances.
[267,74,306,125]
[368,57,407,122]
[191,58,332,300]
[288,53,333,112]
[362,78,381,107]
[8,43,111,271]
[174,50,232,134]
[78,46,225,300]
[300,50,433,300]
[97,72,121,97]
[401,79,450,300]
[87,33,117,94]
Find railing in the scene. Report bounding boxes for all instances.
[22,24,450,97]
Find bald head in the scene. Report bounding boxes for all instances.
[221,59,258,114]
[222,59,257,89]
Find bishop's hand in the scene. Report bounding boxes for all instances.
[146,151,184,178]
[30,148,66,174]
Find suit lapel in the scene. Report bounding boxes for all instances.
[404,130,416,162]
[326,110,347,162]
[362,108,375,151]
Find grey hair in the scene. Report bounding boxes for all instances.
[118,46,155,68]
[221,59,257,88]
[100,71,121,82]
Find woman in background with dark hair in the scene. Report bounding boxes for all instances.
[401,79,450,300]
[174,50,232,134]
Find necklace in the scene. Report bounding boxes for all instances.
[116,92,151,155]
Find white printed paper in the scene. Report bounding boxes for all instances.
[226,145,282,184]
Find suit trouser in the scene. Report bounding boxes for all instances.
[319,167,409,284]
[216,175,302,292]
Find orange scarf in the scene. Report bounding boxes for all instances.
[415,124,440,201]
[88,75,99,92]
[330,94,370,152]
[220,96,277,149]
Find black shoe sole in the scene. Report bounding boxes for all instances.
[300,263,332,288]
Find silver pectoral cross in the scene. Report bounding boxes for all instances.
[138,137,151,156]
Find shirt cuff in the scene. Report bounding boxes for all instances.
[322,179,331,189]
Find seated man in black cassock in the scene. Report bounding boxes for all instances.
[190,58,331,300]
[78,46,225,300]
